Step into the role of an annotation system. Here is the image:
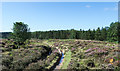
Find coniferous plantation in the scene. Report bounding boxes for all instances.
[1,22,120,42]
[0,21,120,71]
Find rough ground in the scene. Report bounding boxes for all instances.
[1,39,120,70]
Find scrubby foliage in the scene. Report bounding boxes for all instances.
[1,39,61,71]
[45,39,119,70]
[1,38,119,70]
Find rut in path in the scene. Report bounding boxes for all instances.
[43,42,65,70]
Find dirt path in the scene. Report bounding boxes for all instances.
[55,53,65,69]
[43,41,65,70]
[54,47,64,69]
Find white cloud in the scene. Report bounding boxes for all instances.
[85,5,91,8]
[104,3,118,11]
[104,8,109,11]
[113,6,118,11]
[104,6,118,11]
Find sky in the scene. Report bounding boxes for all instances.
[1,0,120,2]
[2,2,118,32]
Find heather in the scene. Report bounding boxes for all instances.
[1,39,119,70]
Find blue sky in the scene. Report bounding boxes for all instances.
[2,2,118,32]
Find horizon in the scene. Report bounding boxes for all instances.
[0,24,115,33]
[2,2,118,32]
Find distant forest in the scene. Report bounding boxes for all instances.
[1,22,120,42]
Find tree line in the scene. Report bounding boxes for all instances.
[1,22,120,42]
[31,22,120,42]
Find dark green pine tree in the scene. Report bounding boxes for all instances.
[87,29,92,40]
[95,27,101,40]
[107,22,118,42]
[118,22,120,43]
[69,29,76,39]
[76,31,80,39]
[101,27,107,41]
[91,29,95,40]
